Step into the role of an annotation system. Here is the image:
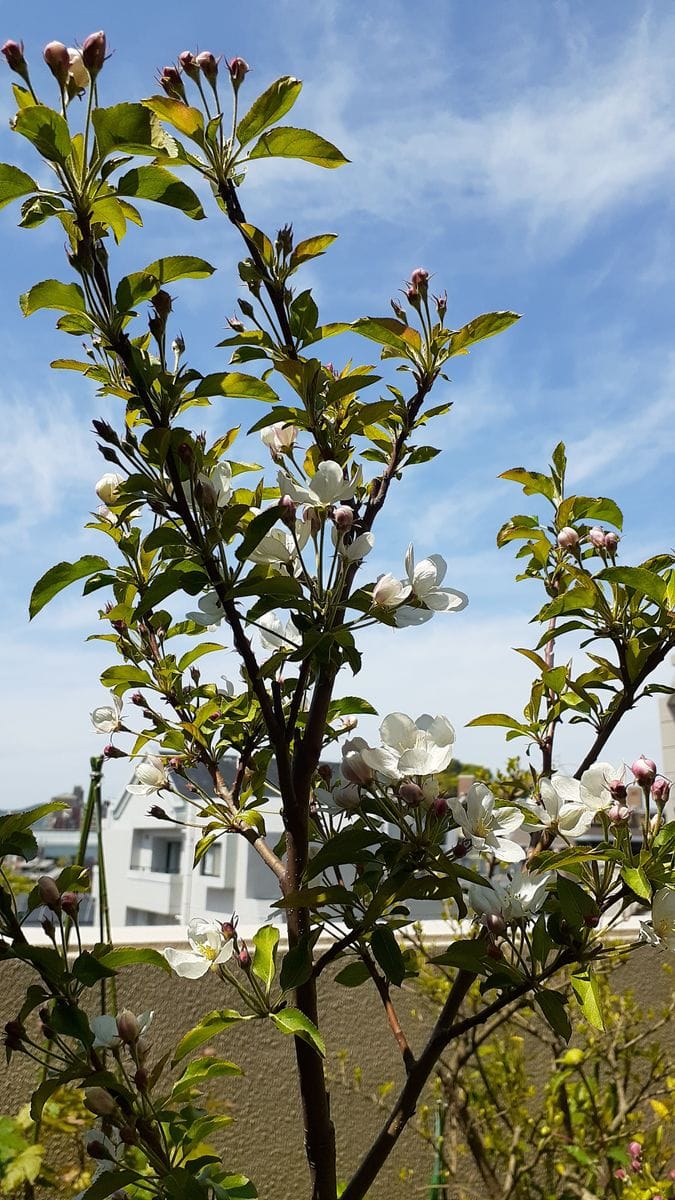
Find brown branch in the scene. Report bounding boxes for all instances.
[212,768,286,885]
[360,949,415,1073]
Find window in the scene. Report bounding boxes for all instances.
[200,844,222,877]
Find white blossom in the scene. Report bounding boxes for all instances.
[362,712,455,781]
[257,611,301,652]
[469,867,549,923]
[67,47,89,90]
[394,545,468,626]
[186,590,225,628]
[341,737,373,785]
[90,1010,153,1049]
[127,755,170,796]
[640,888,675,952]
[248,521,310,566]
[278,461,357,508]
[526,775,595,838]
[332,527,375,563]
[450,782,525,863]
[95,472,123,506]
[164,917,235,978]
[315,784,361,813]
[579,761,626,813]
[372,573,410,607]
[261,422,298,456]
[90,693,122,735]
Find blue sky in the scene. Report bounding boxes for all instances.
[1,0,674,809]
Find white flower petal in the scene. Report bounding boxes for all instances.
[163,948,211,978]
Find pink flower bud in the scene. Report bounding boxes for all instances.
[627,1141,641,1158]
[453,837,472,859]
[557,526,579,549]
[130,691,145,706]
[2,40,27,75]
[221,920,237,940]
[43,41,70,85]
[116,1010,140,1044]
[609,779,627,800]
[227,315,245,332]
[103,743,125,759]
[81,30,106,77]
[584,913,599,928]
[399,781,424,807]
[608,802,630,824]
[588,526,606,548]
[238,945,251,970]
[630,1158,641,1173]
[486,912,506,936]
[279,494,296,527]
[631,755,657,787]
[613,1168,627,1181]
[333,505,354,531]
[651,775,671,808]
[409,267,429,296]
[85,1087,117,1117]
[148,805,169,821]
[60,892,79,918]
[159,65,186,101]
[38,876,61,908]
[228,57,250,89]
[196,50,218,83]
[302,505,321,534]
[432,796,449,819]
[604,531,619,553]
[179,50,200,79]
[134,1066,149,1091]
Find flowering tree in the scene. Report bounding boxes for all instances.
[0,32,673,1200]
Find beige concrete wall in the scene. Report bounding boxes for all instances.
[0,949,672,1199]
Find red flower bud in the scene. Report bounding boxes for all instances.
[103,743,125,759]
[228,57,250,89]
[43,41,70,85]
[179,50,200,80]
[134,1066,149,1091]
[609,779,627,801]
[557,526,579,549]
[148,805,169,821]
[237,945,251,969]
[131,691,145,706]
[432,796,449,819]
[221,920,236,940]
[2,40,26,75]
[486,912,506,936]
[409,267,429,296]
[196,50,218,84]
[631,755,657,787]
[604,531,619,554]
[159,65,186,101]
[81,30,106,77]
[60,891,79,918]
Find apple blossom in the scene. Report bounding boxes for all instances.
[372,573,410,608]
[228,56,250,89]
[261,421,298,456]
[163,917,235,978]
[579,761,626,813]
[393,545,468,626]
[257,611,301,651]
[67,47,89,91]
[90,1009,153,1049]
[588,526,606,548]
[248,521,310,567]
[469,867,549,924]
[631,755,657,787]
[127,755,170,796]
[557,526,579,549]
[362,712,456,781]
[186,590,225,627]
[90,693,123,735]
[278,460,358,508]
[341,737,373,785]
[449,783,525,862]
[525,775,596,838]
[640,888,675,952]
[332,527,375,562]
[95,473,124,505]
[43,41,69,84]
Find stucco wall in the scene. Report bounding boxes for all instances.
[0,947,672,1199]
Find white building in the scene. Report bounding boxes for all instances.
[103,761,286,929]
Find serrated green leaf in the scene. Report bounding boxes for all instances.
[96,945,172,973]
[92,101,175,157]
[371,926,405,986]
[251,924,280,993]
[14,105,72,164]
[598,566,666,606]
[173,1010,251,1064]
[334,961,371,987]
[20,279,86,317]
[0,162,37,209]
[142,95,204,138]
[195,372,279,403]
[117,165,205,219]
[270,1007,325,1053]
[620,865,652,902]
[29,555,109,618]
[536,988,572,1041]
[248,126,349,168]
[237,76,303,147]
[571,970,605,1030]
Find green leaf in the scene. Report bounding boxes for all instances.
[235,506,282,563]
[352,317,416,354]
[117,165,205,219]
[14,105,72,164]
[177,642,225,672]
[142,95,205,138]
[248,126,349,168]
[116,255,215,310]
[289,233,338,270]
[571,969,605,1030]
[96,945,172,974]
[71,951,117,987]
[92,102,175,157]
[371,927,405,986]
[306,828,380,879]
[431,940,488,972]
[620,865,652,902]
[20,279,86,317]
[251,924,280,994]
[598,566,666,606]
[466,713,528,732]
[327,695,378,720]
[0,162,37,209]
[29,555,109,619]
[334,961,371,988]
[536,989,572,1041]
[171,1057,242,1100]
[499,467,555,501]
[556,874,597,928]
[270,1007,325,1054]
[78,1170,140,1199]
[134,562,208,617]
[237,76,303,147]
[173,1010,251,1064]
[195,372,279,403]
[449,311,521,354]
[279,935,315,992]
